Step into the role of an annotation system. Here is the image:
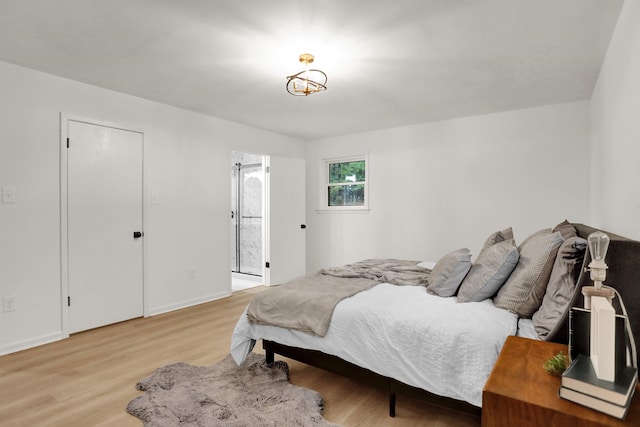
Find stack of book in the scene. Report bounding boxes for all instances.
[559,353,638,419]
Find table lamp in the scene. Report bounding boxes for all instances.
[581,231,616,381]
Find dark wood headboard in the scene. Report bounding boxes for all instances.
[546,223,640,367]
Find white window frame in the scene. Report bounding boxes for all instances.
[318,154,369,213]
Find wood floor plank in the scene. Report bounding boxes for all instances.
[0,287,480,426]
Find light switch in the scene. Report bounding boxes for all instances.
[150,192,159,205]
[2,187,16,204]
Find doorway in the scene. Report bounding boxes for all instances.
[61,116,144,334]
[231,151,264,291]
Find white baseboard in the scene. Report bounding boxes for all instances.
[0,331,65,356]
[147,291,232,317]
[0,293,232,356]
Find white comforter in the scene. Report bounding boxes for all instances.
[230,283,517,407]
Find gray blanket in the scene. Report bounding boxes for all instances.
[246,259,430,336]
[320,258,431,286]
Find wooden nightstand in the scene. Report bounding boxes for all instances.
[482,336,640,427]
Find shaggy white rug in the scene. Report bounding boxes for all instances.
[126,352,340,426]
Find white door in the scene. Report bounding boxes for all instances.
[66,119,144,333]
[266,156,306,285]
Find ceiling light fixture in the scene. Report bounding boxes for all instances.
[286,53,327,96]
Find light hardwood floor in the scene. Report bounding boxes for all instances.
[0,288,480,427]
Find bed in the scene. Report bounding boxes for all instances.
[230,222,640,417]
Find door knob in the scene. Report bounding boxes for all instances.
[300,224,307,229]
[133,231,144,238]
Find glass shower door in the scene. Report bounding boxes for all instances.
[231,153,263,276]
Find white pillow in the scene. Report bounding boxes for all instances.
[417,261,437,270]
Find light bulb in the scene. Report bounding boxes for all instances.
[588,231,610,262]
[588,231,609,288]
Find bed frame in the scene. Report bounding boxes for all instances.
[263,223,640,417]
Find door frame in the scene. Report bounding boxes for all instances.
[59,113,148,337]
[229,150,268,288]
[263,155,271,286]
[233,153,306,287]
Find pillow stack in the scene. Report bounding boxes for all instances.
[423,220,587,341]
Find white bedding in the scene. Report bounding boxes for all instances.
[231,283,518,407]
[516,318,540,340]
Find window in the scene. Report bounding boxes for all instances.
[322,155,368,211]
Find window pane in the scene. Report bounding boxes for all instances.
[328,184,365,206]
[329,161,365,184]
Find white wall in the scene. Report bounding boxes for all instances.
[591,0,640,241]
[304,101,591,272]
[0,60,303,354]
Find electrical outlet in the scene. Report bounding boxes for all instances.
[3,296,16,312]
[189,268,197,279]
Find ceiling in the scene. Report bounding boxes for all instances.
[0,0,624,140]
